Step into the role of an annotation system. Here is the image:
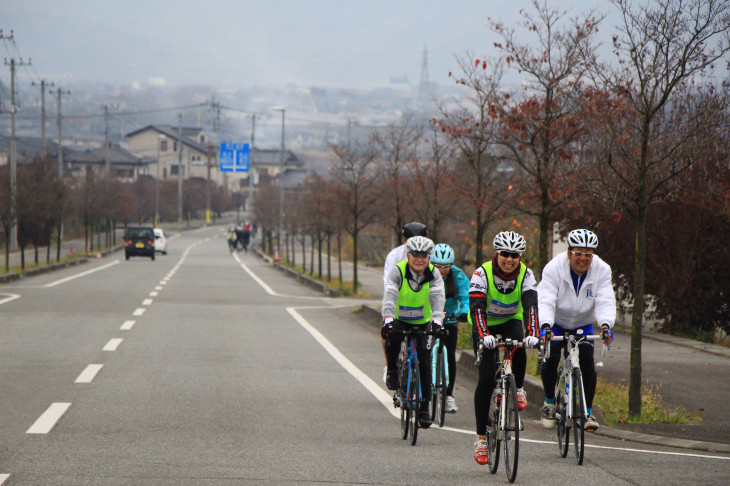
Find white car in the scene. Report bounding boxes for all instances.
[153,228,167,254]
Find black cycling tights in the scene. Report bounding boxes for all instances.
[541,340,597,409]
[473,319,526,436]
[385,320,433,401]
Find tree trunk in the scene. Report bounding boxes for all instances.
[629,207,647,417]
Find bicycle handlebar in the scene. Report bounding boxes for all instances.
[474,335,524,367]
[543,332,608,360]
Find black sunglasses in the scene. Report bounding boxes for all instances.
[499,251,521,259]
[408,251,430,259]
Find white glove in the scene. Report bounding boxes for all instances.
[482,335,496,349]
[524,335,539,349]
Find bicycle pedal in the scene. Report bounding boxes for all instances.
[393,394,401,408]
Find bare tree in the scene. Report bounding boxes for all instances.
[581,0,730,417]
[436,55,512,265]
[330,140,380,294]
[487,0,604,275]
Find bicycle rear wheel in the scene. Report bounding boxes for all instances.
[556,367,569,458]
[487,387,500,475]
[572,368,585,465]
[503,375,519,483]
[409,358,420,446]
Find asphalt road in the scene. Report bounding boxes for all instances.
[0,225,728,485]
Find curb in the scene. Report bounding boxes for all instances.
[251,247,341,297]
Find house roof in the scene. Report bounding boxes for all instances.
[125,124,210,154]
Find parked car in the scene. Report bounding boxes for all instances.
[123,226,155,260]
[154,228,167,254]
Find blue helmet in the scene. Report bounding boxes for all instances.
[431,243,455,265]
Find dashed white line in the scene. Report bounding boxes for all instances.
[133,308,145,316]
[120,320,136,330]
[0,473,9,484]
[142,298,153,306]
[103,338,123,351]
[149,291,158,297]
[75,364,103,383]
[27,402,71,434]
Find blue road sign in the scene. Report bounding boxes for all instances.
[219,142,250,173]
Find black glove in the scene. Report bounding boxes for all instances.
[458,313,468,323]
[381,320,394,339]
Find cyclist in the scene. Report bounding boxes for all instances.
[383,222,428,287]
[469,231,539,465]
[431,243,470,413]
[381,222,428,382]
[538,228,615,432]
[381,236,445,429]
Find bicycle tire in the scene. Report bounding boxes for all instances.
[409,357,420,446]
[398,355,409,440]
[503,375,519,483]
[430,349,439,423]
[438,350,447,427]
[488,386,500,474]
[556,366,569,458]
[572,368,585,465]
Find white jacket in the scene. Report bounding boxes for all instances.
[383,244,407,288]
[537,252,616,330]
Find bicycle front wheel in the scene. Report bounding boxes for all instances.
[398,357,409,440]
[503,375,519,483]
[409,358,420,446]
[488,387,500,475]
[572,368,585,465]
[431,347,440,423]
[436,349,447,427]
[556,367,569,458]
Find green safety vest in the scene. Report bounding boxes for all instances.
[468,261,526,327]
[395,259,434,325]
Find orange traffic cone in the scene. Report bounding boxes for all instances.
[274,247,280,262]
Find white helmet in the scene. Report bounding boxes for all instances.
[406,236,435,255]
[567,229,598,249]
[493,231,527,254]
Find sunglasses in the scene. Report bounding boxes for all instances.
[499,251,521,259]
[571,251,594,259]
[433,263,451,269]
[408,251,430,259]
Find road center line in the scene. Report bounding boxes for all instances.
[120,320,136,330]
[27,402,71,434]
[75,364,103,383]
[103,338,123,351]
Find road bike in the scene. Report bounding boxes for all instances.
[430,324,449,427]
[392,327,435,446]
[545,329,608,465]
[475,336,523,483]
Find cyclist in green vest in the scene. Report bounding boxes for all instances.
[381,236,446,429]
[469,231,539,465]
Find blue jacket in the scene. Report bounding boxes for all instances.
[443,265,470,322]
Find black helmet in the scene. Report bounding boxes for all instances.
[402,222,428,239]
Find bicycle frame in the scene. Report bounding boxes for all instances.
[402,337,422,406]
[431,336,449,391]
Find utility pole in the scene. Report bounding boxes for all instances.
[3,29,31,250]
[206,144,212,224]
[53,87,71,178]
[272,108,285,258]
[103,105,110,173]
[32,79,53,158]
[248,113,256,216]
[177,114,183,223]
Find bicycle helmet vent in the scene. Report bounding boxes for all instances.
[493,231,527,254]
[567,229,598,249]
[405,236,435,255]
[431,243,455,264]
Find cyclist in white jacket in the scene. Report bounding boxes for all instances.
[538,229,616,432]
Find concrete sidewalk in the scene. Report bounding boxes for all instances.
[267,248,730,453]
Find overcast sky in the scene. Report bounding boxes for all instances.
[3,0,614,89]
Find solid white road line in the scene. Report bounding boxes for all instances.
[0,473,9,484]
[103,338,123,351]
[44,261,119,287]
[120,320,136,330]
[26,402,71,434]
[0,293,20,305]
[74,364,103,383]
